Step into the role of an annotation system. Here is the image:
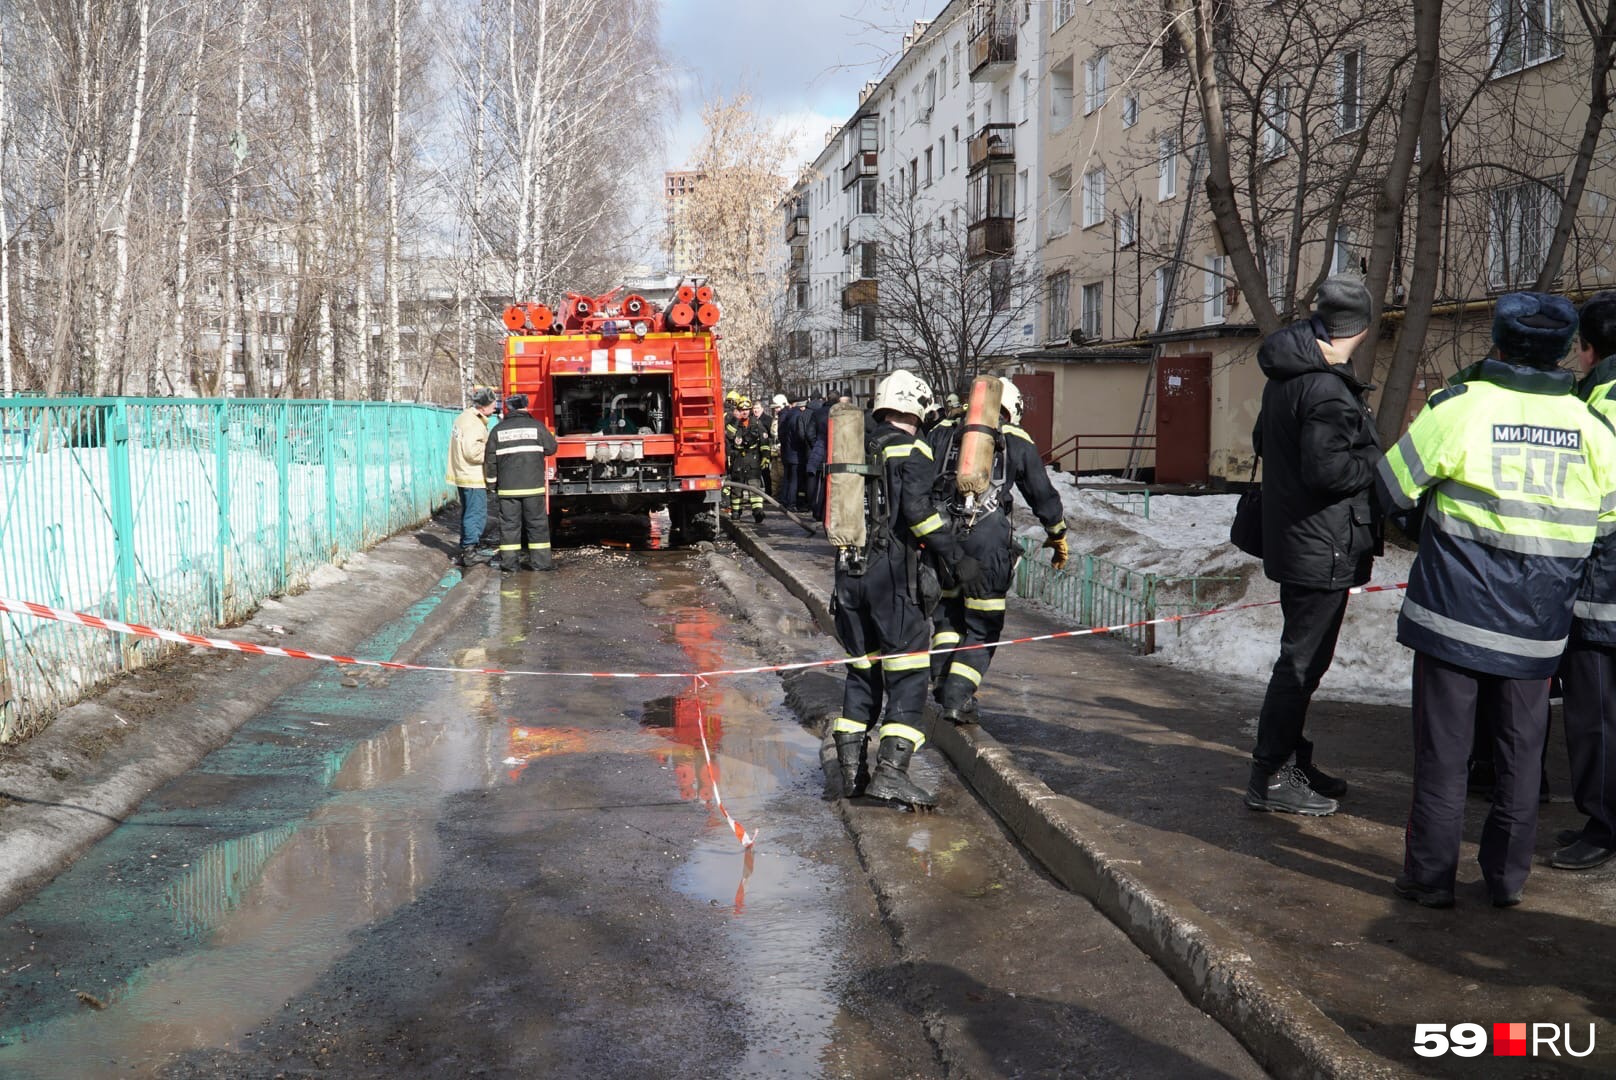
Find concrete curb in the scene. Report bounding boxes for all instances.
[722,518,1403,1080]
[0,517,481,920]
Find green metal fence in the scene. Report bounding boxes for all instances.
[0,398,456,741]
[1013,537,1237,653]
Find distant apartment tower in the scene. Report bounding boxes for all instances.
[664,170,702,277]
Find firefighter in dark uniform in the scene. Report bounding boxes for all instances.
[725,397,767,522]
[1377,292,1616,908]
[926,377,1069,723]
[485,394,560,572]
[829,370,978,808]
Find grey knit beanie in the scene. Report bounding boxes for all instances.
[1315,275,1373,338]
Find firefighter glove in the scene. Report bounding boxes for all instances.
[1043,533,1069,571]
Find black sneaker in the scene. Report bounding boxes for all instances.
[1393,874,1456,909]
[1299,761,1348,799]
[1245,765,1338,816]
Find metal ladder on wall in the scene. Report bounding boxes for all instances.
[1125,143,1207,481]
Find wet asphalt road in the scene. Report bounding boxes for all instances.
[0,545,937,1079]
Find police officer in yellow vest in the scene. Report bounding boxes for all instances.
[1377,292,1616,909]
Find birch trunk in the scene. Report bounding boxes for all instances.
[163,0,209,396]
[298,8,334,398]
[217,0,252,397]
[100,0,150,395]
[461,0,487,406]
[385,0,402,401]
[347,0,370,398]
[0,16,10,398]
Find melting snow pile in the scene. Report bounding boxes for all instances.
[1015,470,1416,704]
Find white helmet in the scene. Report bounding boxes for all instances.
[772,393,788,408]
[872,370,934,420]
[999,377,1023,426]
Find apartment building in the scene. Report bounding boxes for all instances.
[784,2,1043,402]
[664,170,703,278]
[1021,0,1616,482]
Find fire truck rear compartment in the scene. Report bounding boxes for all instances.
[551,374,672,437]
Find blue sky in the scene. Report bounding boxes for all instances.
[659,0,932,173]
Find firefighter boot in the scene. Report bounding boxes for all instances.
[752,507,766,524]
[865,736,937,809]
[833,731,869,798]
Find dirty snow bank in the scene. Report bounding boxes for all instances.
[1016,471,1415,704]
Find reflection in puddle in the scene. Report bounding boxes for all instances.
[0,686,502,1080]
[905,822,1002,898]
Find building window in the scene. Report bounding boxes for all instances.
[1491,0,1559,74]
[1337,48,1364,133]
[939,57,948,94]
[1205,255,1228,324]
[1117,206,1137,248]
[1082,168,1106,229]
[924,148,934,187]
[1265,238,1287,304]
[1333,226,1357,274]
[859,305,878,342]
[1083,52,1109,116]
[953,42,962,84]
[1153,267,1170,332]
[969,162,1016,224]
[1158,135,1178,200]
[1121,93,1139,129]
[859,115,879,152]
[909,158,919,195]
[1017,170,1029,220]
[1047,272,1072,341]
[1490,179,1557,288]
[1081,282,1104,339]
[1055,0,1075,26]
[1050,59,1075,132]
[859,177,878,214]
[952,126,961,169]
[1262,84,1290,159]
[1048,167,1073,237]
[858,242,878,280]
[990,259,1012,313]
[1020,73,1031,123]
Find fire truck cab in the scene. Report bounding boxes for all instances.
[500,286,726,545]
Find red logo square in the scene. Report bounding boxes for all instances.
[1494,1022,1528,1056]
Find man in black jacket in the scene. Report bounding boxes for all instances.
[485,394,560,572]
[1245,275,1383,816]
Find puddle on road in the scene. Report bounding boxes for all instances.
[0,564,870,1079]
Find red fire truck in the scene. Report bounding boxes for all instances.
[499,284,726,546]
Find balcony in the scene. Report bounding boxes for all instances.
[967,123,1016,171]
[967,217,1015,260]
[788,246,807,275]
[969,4,1016,80]
[841,277,878,310]
[785,213,809,242]
[842,151,879,189]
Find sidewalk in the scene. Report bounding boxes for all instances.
[728,516,1616,1079]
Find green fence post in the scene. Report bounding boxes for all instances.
[357,404,369,545]
[275,402,290,594]
[1080,554,1094,625]
[323,403,337,559]
[216,405,232,623]
[107,401,137,640]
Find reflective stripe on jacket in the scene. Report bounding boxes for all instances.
[1376,359,1616,677]
[483,413,559,497]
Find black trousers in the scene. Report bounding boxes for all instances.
[1251,584,1351,771]
[933,515,1017,710]
[1405,652,1549,896]
[832,547,931,748]
[496,495,552,569]
[1560,641,1616,847]
[780,459,802,509]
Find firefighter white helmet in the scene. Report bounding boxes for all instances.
[872,370,933,421]
[771,393,788,408]
[999,377,1024,427]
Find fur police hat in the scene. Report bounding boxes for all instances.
[1494,292,1578,367]
[471,387,497,407]
[505,393,529,412]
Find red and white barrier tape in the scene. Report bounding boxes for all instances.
[0,583,1410,684]
[0,583,1407,852]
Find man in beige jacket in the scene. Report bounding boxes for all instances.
[446,388,499,566]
